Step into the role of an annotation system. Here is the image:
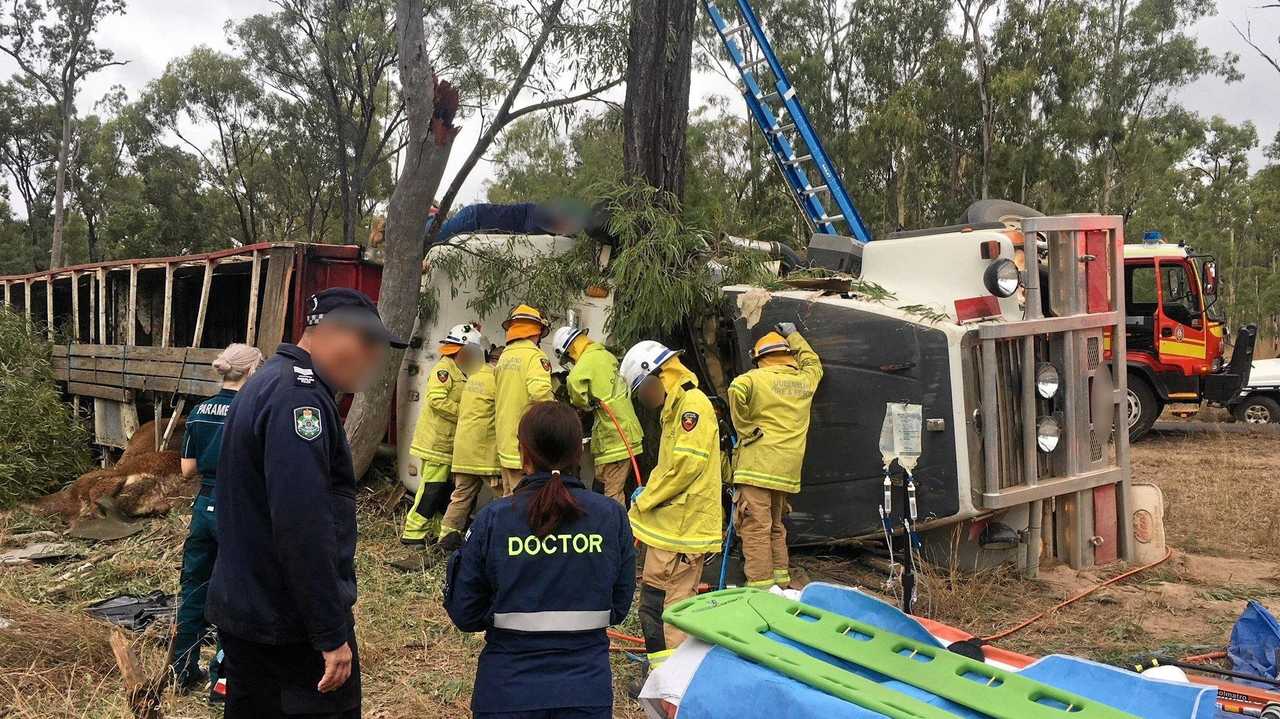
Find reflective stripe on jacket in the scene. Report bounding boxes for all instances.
[729,333,823,494]
[494,339,553,469]
[629,366,723,554]
[451,364,500,476]
[444,473,636,713]
[410,355,464,464]
[566,342,644,465]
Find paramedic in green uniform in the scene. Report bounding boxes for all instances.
[170,343,263,692]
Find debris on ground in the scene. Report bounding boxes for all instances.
[87,592,177,631]
[0,541,80,566]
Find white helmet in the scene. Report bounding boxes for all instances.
[619,340,680,392]
[442,322,490,353]
[551,325,588,366]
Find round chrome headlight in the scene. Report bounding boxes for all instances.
[984,258,1022,298]
[1036,415,1061,453]
[1035,362,1060,399]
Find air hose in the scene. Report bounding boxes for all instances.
[596,400,644,487]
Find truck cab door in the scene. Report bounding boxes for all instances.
[1154,259,1209,377]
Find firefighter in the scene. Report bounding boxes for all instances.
[444,401,635,719]
[618,340,722,657]
[728,322,823,589]
[552,325,644,505]
[494,304,554,496]
[438,339,503,552]
[401,322,486,546]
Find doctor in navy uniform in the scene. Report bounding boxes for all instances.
[445,401,636,719]
[207,288,405,719]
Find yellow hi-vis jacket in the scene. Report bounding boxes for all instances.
[410,355,465,465]
[629,362,723,554]
[494,338,554,469]
[728,332,823,494]
[566,341,644,465]
[451,363,500,476]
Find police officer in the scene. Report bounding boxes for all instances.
[445,401,635,719]
[551,325,643,505]
[494,305,554,495]
[728,323,823,589]
[619,341,722,658]
[170,343,263,693]
[208,288,405,719]
[438,335,502,552]
[401,322,486,546]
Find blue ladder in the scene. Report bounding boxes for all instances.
[702,0,873,245]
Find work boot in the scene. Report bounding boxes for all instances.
[438,530,463,553]
[626,661,651,700]
[400,535,428,547]
[174,667,208,695]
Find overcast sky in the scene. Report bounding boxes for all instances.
[3,0,1278,212]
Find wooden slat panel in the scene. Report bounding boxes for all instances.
[70,356,96,370]
[52,357,68,370]
[53,367,68,381]
[256,246,296,355]
[69,368,97,383]
[52,345,68,357]
[67,382,130,402]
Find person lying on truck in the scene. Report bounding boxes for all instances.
[426,200,588,246]
[551,325,644,505]
[728,323,824,591]
[169,343,263,696]
[619,340,723,662]
[437,336,504,554]
[207,288,406,719]
[444,401,635,719]
[401,323,487,548]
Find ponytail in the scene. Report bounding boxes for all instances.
[517,402,585,536]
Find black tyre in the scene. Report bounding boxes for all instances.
[961,199,1044,225]
[1232,394,1280,425]
[1126,373,1161,442]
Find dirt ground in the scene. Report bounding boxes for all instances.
[1,424,1278,717]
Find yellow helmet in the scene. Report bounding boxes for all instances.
[502,304,550,330]
[751,331,792,362]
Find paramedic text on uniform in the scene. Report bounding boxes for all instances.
[207,288,405,719]
[445,401,635,719]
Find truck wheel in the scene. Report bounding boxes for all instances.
[1126,374,1161,442]
[1233,395,1280,424]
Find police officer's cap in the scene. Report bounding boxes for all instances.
[305,288,408,348]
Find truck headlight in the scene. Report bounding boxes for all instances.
[984,259,1022,298]
[1036,415,1061,452]
[1036,362,1060,398]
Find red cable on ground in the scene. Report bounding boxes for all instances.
[609,628,646,645]
[1181,650,1227,664]
[597,401,644,487]
[981,548,1175,643]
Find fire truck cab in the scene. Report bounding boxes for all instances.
[1120,233,1255,440]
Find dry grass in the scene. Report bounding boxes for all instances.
[3,426,1280,716]
[0,484,649,718]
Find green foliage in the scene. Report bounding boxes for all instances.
[432,234,603,320]
[0,308,90,507]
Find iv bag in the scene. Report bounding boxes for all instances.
[878,408,896,465]
[890,402,923,471]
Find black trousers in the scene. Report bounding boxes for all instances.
[221,630,361,718]
[475,709,611,719]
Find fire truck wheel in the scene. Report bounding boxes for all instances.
[1126,374,1161,442]
[1233,395,1280,425]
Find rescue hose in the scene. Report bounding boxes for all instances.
[609,629,645,645]
[981,547,1174,643]
[597,400,644,487]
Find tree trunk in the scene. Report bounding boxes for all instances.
[50,108,72,268]
[622,0,695,201]
[345,0,456,478]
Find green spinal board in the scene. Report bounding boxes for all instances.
[664,588,1139,719]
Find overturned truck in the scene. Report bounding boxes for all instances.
[3,213,1132,572]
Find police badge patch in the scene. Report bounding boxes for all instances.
[294,406,322,441]
[681,411,699,432]
[540,357,552,372]
[437,369,450,383]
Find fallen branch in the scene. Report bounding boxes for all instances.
[109,629,166,719]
